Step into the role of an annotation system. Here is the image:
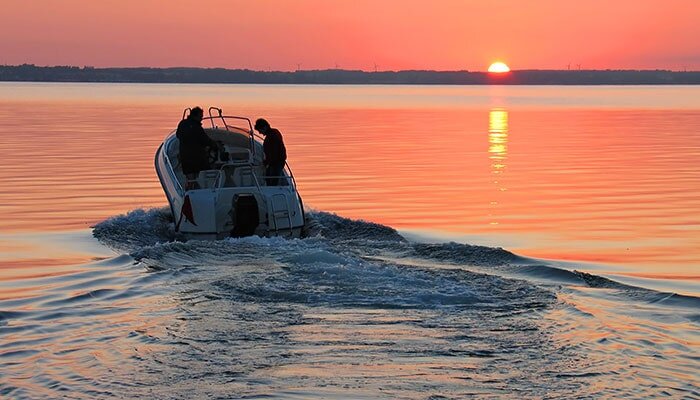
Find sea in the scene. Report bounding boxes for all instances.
[0,82,698,399]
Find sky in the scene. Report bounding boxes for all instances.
[1,0,699,71]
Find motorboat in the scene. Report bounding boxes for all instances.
[155,107,306,240]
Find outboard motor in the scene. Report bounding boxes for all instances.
[230,194,259,237]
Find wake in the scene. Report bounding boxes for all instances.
[92,207,700,311]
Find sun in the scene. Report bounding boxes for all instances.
[488,62,511,73]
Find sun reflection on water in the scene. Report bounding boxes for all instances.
[488,109,509,225]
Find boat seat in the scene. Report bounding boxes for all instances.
[197,169,221,189]
[228,149,251,163]
[232,166,256,187]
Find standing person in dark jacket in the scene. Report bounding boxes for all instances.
[254,118,287,186]
[177,107,217,189]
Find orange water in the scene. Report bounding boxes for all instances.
[0,83,698,290]
[0,83,699,398]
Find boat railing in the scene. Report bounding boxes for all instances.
[283,162,299,189]
[172,107,299,192]
[238,161,298,190]
[178,107,257,159]
[168,155,297,193]
[207,107,257,159]
[211,164,297,191]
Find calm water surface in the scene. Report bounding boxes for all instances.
[0,83,698,398]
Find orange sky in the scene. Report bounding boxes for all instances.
[1,0,698,71]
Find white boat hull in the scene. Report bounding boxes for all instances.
[155,123,305,240]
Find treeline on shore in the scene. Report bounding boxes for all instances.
[1,64,699,85]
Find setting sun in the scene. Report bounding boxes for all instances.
[488,62,511,73]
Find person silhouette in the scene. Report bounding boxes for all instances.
[177,107,216,189]
[254,118,287,186]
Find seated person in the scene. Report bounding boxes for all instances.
[177,107,217,189]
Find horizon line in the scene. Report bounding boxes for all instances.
[3,63,699,74]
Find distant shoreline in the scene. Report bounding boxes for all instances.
[1,64,699,85]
